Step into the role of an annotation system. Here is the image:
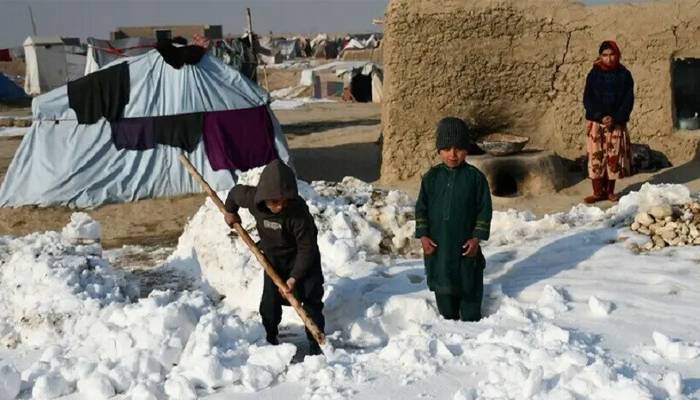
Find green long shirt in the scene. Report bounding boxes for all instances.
[415,162,492,296]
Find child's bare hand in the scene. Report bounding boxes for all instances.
[224,211,241,228]
[602,115,614,129]
[420,236,438,256]
[279,277,296,295]
[462,238,480,257]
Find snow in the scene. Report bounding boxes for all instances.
[270,97,336,110]
[61,212,102,243]
[0,364,21,399]
[0,178,699,399]
[0,127,29,137]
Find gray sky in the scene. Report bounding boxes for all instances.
[0,0,624,49]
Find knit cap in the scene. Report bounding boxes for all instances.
[435,117,471,151]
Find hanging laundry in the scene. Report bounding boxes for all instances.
[202,105,278,171]
[0,49,11,62]
[110,112,203,152]
[156,37,208,69]
[153,112,203,152]
[109,117,156,150]
[68,62,130,124]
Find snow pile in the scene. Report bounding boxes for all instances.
[0,228,130,348]
[61,212,102,243]
[489,205,606,246]
[638,332,700,363]
[614,183,693,219]
[1,179,699,399]
[0,217,302,399]
[171,174,419,313]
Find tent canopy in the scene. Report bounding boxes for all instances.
[0,73,27,102]
[1,49,290,208]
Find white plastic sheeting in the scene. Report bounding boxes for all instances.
[0,50,291,208]
[23,36,86,96]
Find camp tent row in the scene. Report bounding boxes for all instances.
[298,61,383,103]
[0,49,290,208]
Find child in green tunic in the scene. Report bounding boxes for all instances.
[415,117,493,321]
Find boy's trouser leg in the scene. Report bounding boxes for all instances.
[259,274,282,342]
[434,293,460,320]
[460,264,484,322]
[300,283,325,345]
[459,298,482,322]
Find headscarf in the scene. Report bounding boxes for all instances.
[593,40,623,71]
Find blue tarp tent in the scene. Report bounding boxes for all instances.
[0,50,290,208]
[0,73,27,102]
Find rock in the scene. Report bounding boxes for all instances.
[631,222,640,231]
[653,235,666,248]
[0,118,14,128]
[635,212,654,226]
[642,241,654,251]
[664,216,674,222]
[666,236,681,246]
[681,210,694,222]
[638,227,651,235]
[661,229,677,242]
[665,222,678,230]
[694,237,700,245]
[680,224,689,236]
[649,205,673,220]
[690,227,699,239]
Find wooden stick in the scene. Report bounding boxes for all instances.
[178,154,326,345]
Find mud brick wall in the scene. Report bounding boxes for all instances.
[381,0,700,182]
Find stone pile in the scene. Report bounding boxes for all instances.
[631,202,700,250]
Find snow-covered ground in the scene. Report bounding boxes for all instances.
[0,175,699,399]
[270,97,336,111]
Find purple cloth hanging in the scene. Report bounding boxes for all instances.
[110,118,156,150]
[202,106,278,171]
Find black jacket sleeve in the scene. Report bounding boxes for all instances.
[583,70,603,122]
[614,70,634,124]
[224,185,256,213]
[289,214,319,281]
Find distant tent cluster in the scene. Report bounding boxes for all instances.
[0,49,290,208]
[255,33,383,66]
[286,61,383,104]
[1,31,384,97]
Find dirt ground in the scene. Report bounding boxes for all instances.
[1,100,699,248]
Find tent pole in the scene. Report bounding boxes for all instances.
[178,154,326,346]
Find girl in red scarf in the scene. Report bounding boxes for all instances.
[582,41,634,203]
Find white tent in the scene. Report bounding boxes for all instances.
[23,36,86,96]
[1,49,291,208]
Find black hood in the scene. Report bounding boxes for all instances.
[254,159,299,205]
